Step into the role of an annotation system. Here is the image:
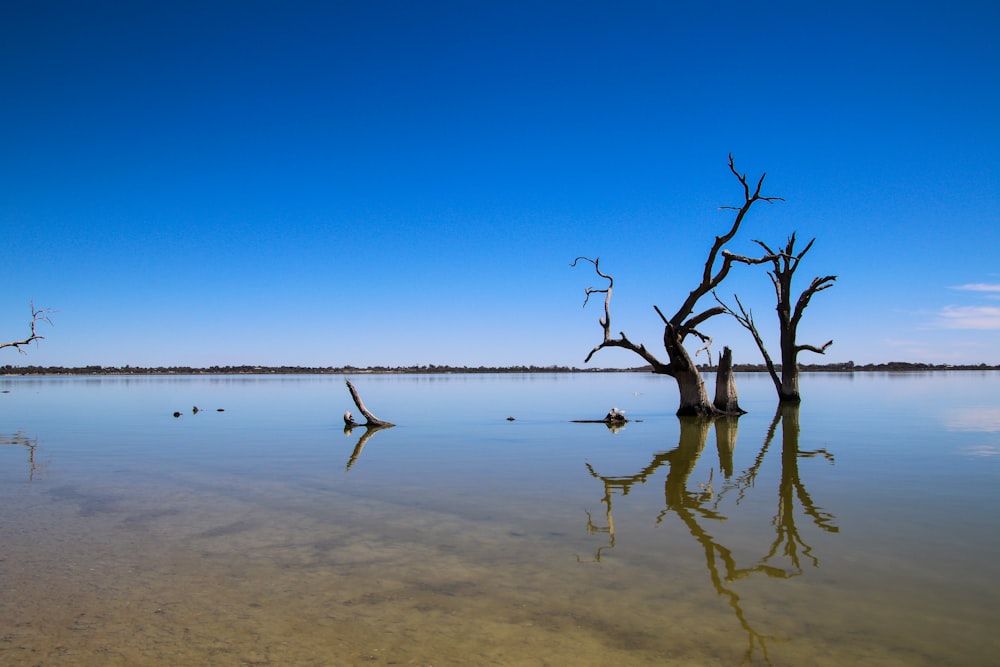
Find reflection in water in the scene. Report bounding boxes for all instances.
[584,404,838,664]
[343,424,393,472]
[2,431,42,481]
[944,406,1000,432]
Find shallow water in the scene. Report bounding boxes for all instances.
[1,372,998,665]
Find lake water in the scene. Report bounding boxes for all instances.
[1,371,998,666]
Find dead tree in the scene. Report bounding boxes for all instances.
[713,347,742,414]
[573,155,780,416]
[1,303,52,354]
[717,233,836,403]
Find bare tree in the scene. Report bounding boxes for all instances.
[1,303,53,354]
[717,233,836,403]
[573,155,780,416]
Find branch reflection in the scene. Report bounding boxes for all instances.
[583,403,838,664]
[1,431,41,481]
[342,424,393,472]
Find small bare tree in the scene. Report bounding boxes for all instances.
[1,303,53,354]
[574,155,781,416]
[717,233,836,403]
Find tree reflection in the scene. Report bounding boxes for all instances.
[1,431,41,481]
[342,424,393,472]
[583,404,837,664]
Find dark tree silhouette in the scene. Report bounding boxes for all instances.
[717,233,836,402]
[574,155,780,416]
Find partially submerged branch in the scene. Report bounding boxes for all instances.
[345,379,395,427]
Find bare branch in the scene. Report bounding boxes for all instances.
[715,292,782,394]
[722,249,778,267]
[752,238,778,256]
[574,257,671,372]
[571,257,613,309]
[791,275,837,328]
[796,340,834,355]
[694,336,714,364]
[795,236,816,260]
[672,156,783,327]
[681,305,726,334]
[585,335,670,372]
[1,302,54,354]
[572,256,614,343]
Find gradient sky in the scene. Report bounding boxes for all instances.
[2,1,997,368]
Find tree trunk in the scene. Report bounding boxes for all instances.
[663,324,717,416]
[673,367,716,416]
[779,336,802,403]
[713,346,745,414]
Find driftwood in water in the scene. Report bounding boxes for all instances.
[345,379,395,427]
[342,379,395,471]
[573,407,630,423]
[572,408,639,434]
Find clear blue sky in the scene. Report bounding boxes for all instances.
[2,1,997,368]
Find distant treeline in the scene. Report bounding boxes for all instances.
[2,364,591,376]
[2,361,998,376]
[731,361,999,372]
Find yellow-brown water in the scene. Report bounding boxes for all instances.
[2,373,998,665]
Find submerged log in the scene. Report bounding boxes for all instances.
[572,408,638,434]
[605,407,627,423]
[572,407,630,424]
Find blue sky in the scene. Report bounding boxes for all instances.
[2,1,997,368]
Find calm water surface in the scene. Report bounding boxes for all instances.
[1,372,998,665]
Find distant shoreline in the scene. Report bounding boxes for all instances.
[2,362,998,376]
